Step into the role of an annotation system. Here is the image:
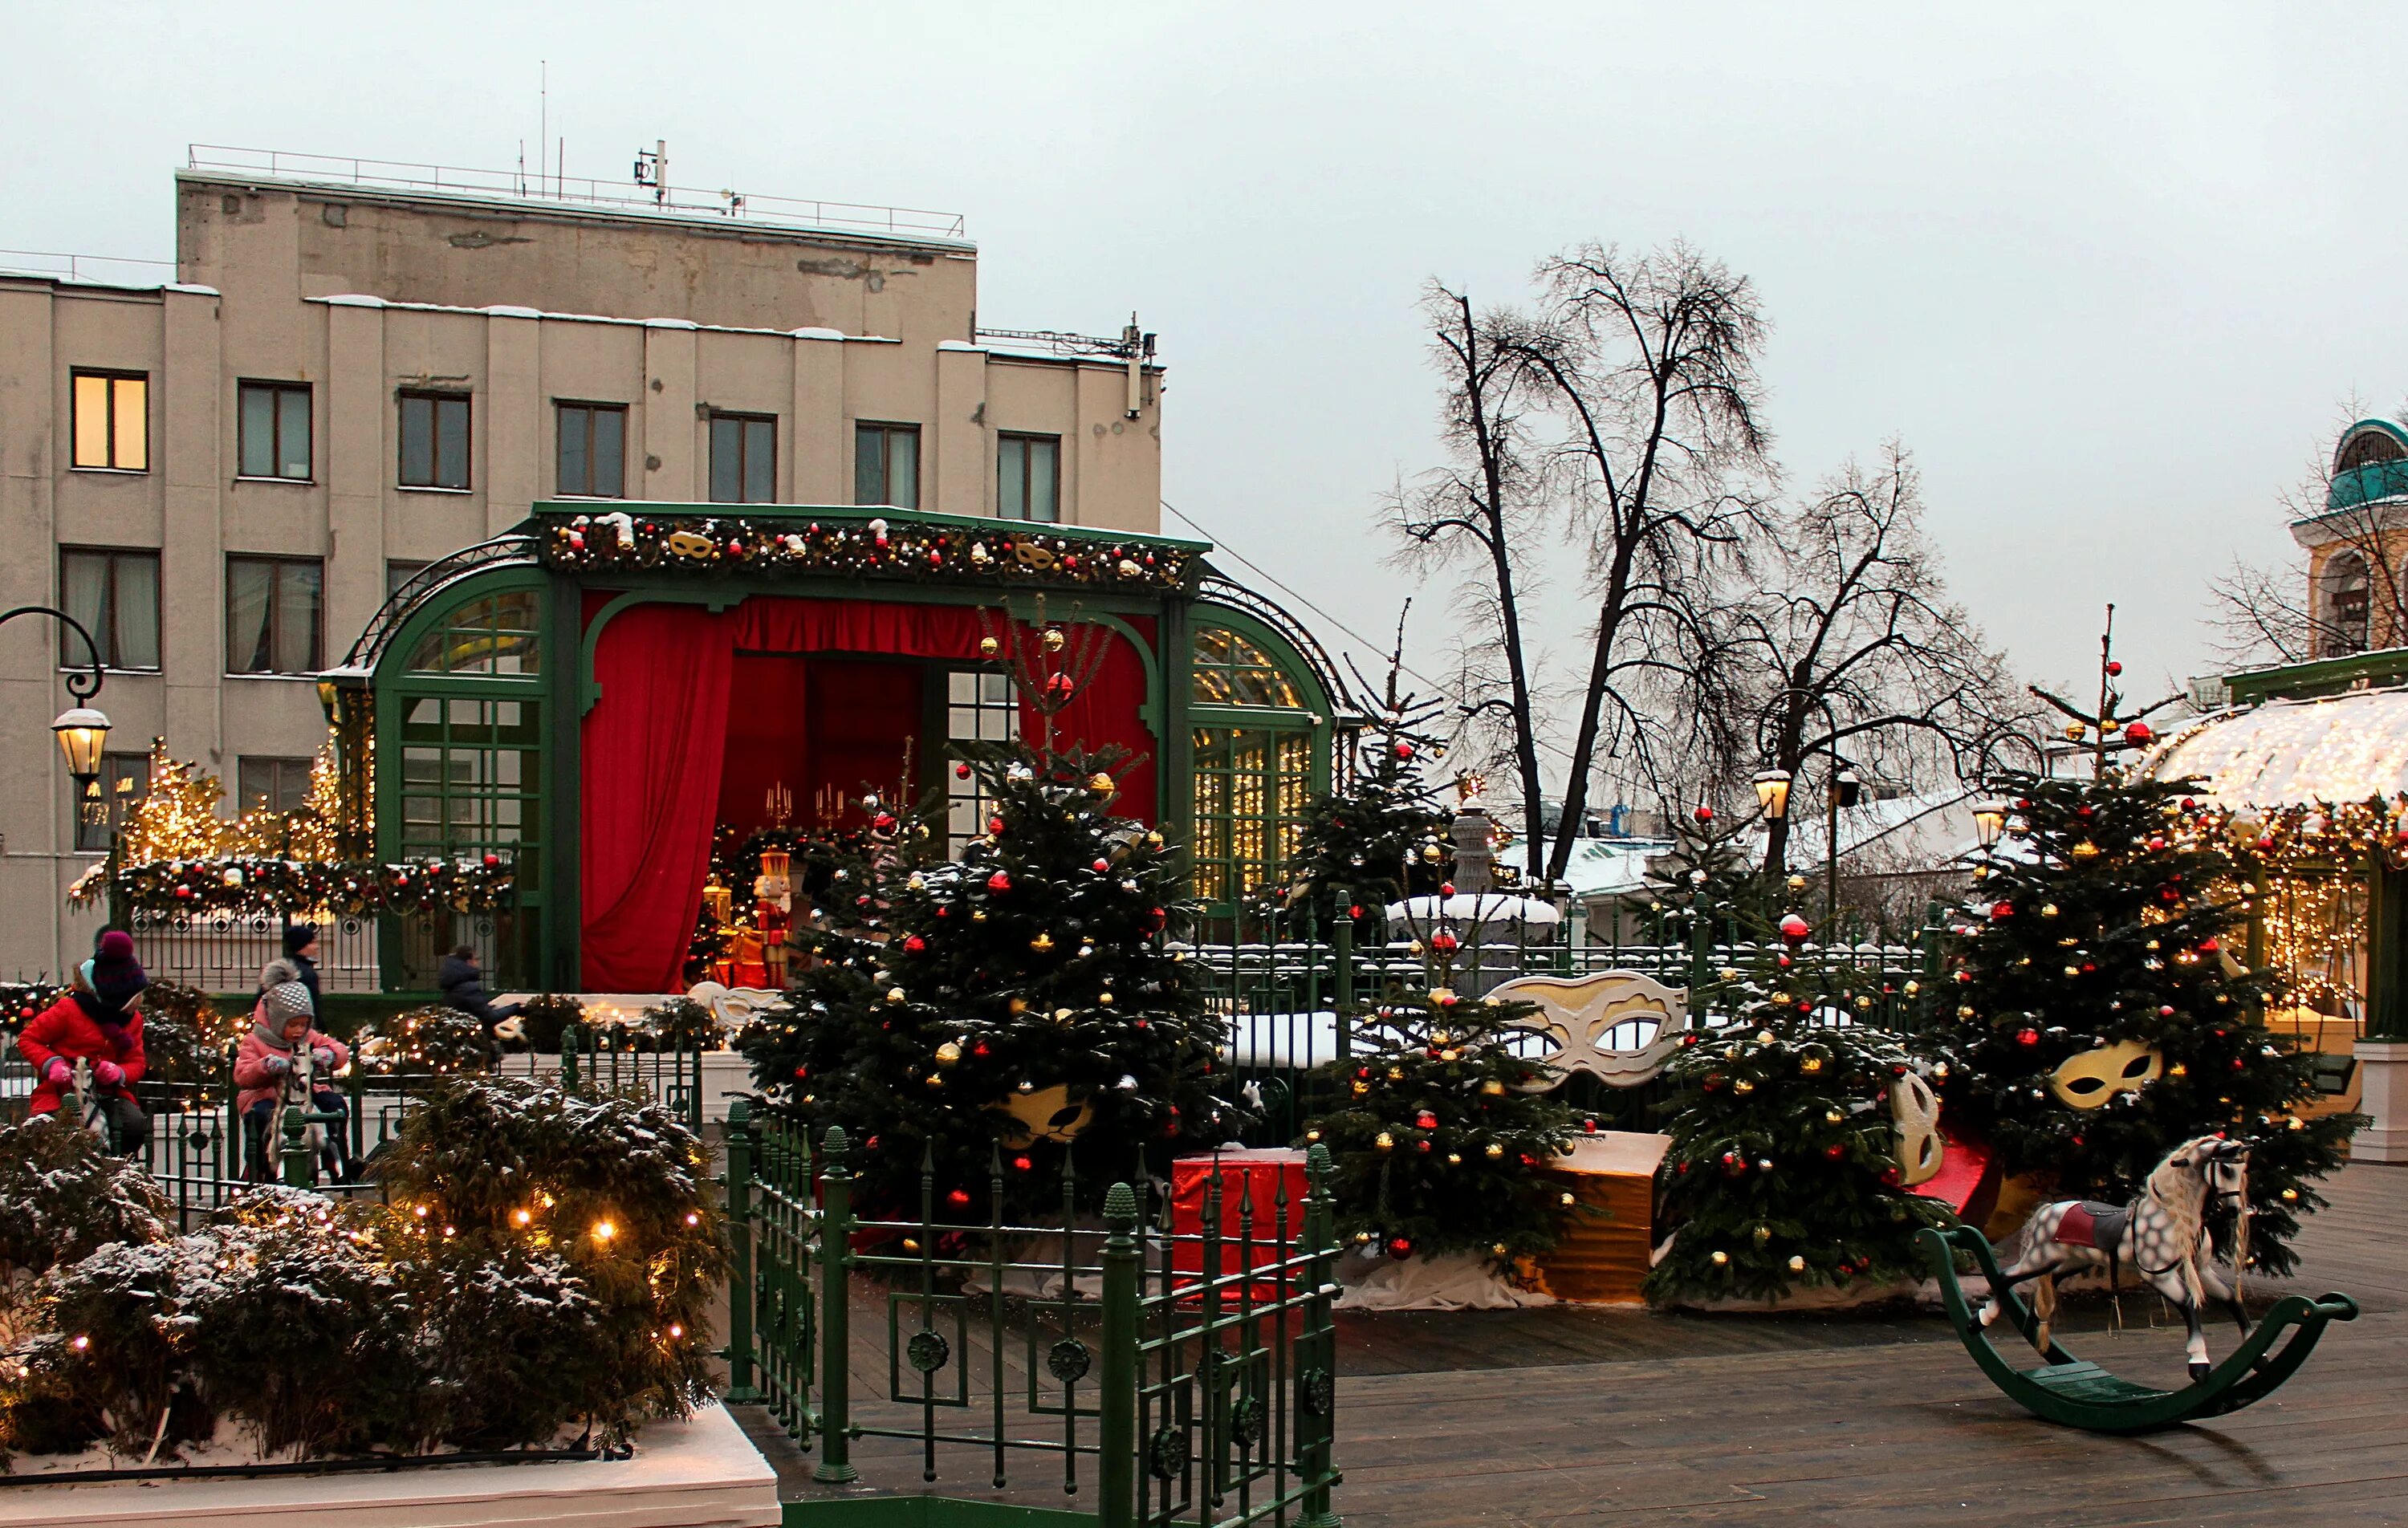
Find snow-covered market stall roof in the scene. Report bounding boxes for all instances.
[2144,688,2408,807]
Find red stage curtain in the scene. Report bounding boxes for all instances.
[580,603,734,991]
[727,599,1158,823]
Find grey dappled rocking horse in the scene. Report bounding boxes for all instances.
[1979,1135,2251,1380]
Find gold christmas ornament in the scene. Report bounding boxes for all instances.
[1087,772,1117,798]
[1480,1079,1507,1096]
[1787,1255,1806,1274]
[1485,1142,1506,1159]
[1560,1192,1576,1208]
[1008,998,1030,1016]
[978,636,1000,658]
[1446,1152,1462,1164]
[1031,933,1056,953]
[1731,1079,1755,1095]
[886,987,906,1005]
[1825,1110,1844,1124]
[1710,1250,1730,1266]
[1375,1132,1395,1152]
[935,1041,962,1066]
[1800,1056,1824,1074]
[1042,627,1066,652]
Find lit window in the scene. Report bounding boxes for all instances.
[405,591,542,677]
[1192,628,1304,707]
[945,669,1018,853]
[71,371,147,472]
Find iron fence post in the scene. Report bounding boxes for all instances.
[1331,895,1355,1057]
[1296,1144,1340,1528]
[722,1098,761,1403]
[279,1106,311,1189]
[813,1125,856,1484]
[561,1022,580,1092]
[1099,1180,1140,1528]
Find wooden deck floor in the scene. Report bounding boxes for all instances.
[736,1163,2408,1525]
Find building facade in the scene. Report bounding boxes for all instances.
[2,152,1334,984]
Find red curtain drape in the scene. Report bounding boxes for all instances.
[580,603,735,990]
[728,598,1158,822]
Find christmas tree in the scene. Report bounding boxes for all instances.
[1646,942,1952,1304]
[1273,619,1451,932]
[743,611,1236,1217]
[1942,769,2355,1274]
[1304,942,1580,1269]
[1645,803,1771,938]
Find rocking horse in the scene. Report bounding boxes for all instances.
[1918,1136,2357,1433]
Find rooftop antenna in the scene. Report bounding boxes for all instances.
[633,140,668,205]
[539,60,547,195]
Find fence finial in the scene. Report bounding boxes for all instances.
[1103,1180,1137,1227]
[823,1124,849,1156]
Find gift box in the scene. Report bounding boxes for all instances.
[1536,1131,1670,1305]
[1169,1148,1312,1294]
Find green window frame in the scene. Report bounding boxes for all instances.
[1185,616,1329,916]
[397,694,543,891]
[404,590,542,676]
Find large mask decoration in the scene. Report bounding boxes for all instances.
[996,1084,1092,1144]
[1890,1071,1945,1186]
[2048,1039,2162,1110]
[1489,971,1692,1089]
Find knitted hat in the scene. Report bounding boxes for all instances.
[85,930,146,1013]
[262,981,315,1026]
[283,923,319,957]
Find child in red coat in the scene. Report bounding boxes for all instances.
[18,929,150,1156]
[234,981,352,1182]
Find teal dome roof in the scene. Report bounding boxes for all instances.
[2328,419,2408,512]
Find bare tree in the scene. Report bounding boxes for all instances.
[1501,242,1775,881]
[1720,445,2028,883]
[1389,283,1553,876]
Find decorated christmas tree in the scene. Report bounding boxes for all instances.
[1304,941,1579,1270]
[1942,769,2354,1274]
[1272,615,1451,931]
[1646,936,1952,1304]
[742,611,1235,1217]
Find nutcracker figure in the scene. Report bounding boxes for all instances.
[754,848,794,988]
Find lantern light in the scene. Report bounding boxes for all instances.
[1971,799,2008,849]
[51,707,109,780]
[1752,769,1792,820]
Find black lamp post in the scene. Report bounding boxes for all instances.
[2,605,111,827]
[1827,764,1861,929]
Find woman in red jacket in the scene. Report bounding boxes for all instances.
[18,929,150,1155]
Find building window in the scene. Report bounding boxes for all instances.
[709,412,776,503]
[2322,551,2372,657]
[58,547,161,671]
[998,433,1060,522]
[945,669,1019,853]
[1191,726,1312,908]
[400,695,543,890]
[856,422,921,509]
[556,401,626,498]
[398,391,471,490]
[75,751,152,854]
[238,380,312,480]
[237,755,315,814]
[226,555,324,674]
[387,559,430,598]
[405,590,542,677]
[71,371,148,472]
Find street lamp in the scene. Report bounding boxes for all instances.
[1751,769,1792,820]
[51,707,112,827]
[1970,798,2008,851]
[1826,764,1862,930]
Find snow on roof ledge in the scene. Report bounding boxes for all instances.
[2145,688,2408,806]
[1386,893,1562,925]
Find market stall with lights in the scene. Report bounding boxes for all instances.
[316,503,1350,994]
[2144,686,2408,1160]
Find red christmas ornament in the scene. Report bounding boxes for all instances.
[2015,1027,2040,1046]
[1385,1237,1414,1260]
[987,871,1011,892]
[1582,1117,1599,1134]
[1011,1155,1033,1172]
[1396,742,1415,760]
[989,815,1007,835]
[1415,1109,1438,1130]
[1990,900,2014,920]
[1779,913,1810,943]
[946,1189,973,1208]
[2125,721,2153,746]
[1440,881,1456,898]
[1430,931,1458,953]
[1824,1144,1846,1160]
[1694,805,1714,823]
[873,813,899,831]
[1348,904,1364,920]
[482,853,501,868]
[2105,660,2122,676]
[955,762,973,779]
[2199,937,2220,953]
[903,935,926,953]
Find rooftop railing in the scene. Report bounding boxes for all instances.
[0,249,177,284]
[186,144,970,242]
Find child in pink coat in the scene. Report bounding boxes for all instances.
[234,981,352,1182]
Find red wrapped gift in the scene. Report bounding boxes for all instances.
[1169,1148,1312,1297]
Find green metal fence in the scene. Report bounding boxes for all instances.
[725,1103,1342,1528]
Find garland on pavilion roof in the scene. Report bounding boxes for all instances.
[535,508,1199,591]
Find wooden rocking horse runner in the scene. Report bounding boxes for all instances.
[1918,1136,2357,1433]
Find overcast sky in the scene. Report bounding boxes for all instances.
[8,2,2399,798]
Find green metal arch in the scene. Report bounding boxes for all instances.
[1188,600,1339,722]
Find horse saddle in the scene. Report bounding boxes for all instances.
[2057,1201,2131,1251]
